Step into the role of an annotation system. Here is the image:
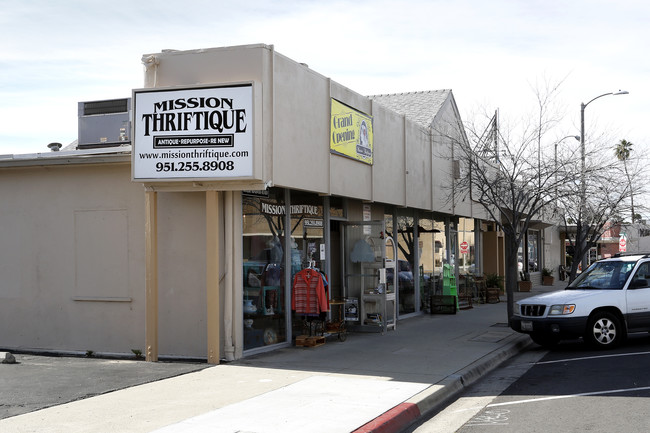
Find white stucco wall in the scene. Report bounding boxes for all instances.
[144,44,468,214]
[0,160,227,358]
[156,191,209,357]
[0,162,146,355]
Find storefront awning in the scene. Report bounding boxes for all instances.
[561,225,578,235]
[398,225,441,234]
[527,220,553,230]
[144,180,272,192]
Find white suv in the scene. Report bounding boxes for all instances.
[511,254,650,348]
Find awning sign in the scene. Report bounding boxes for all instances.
[330,99,373,165]
[132,84,253,180]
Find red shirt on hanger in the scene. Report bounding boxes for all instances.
[292,268,329,315]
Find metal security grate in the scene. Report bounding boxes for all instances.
[520,304,546,317]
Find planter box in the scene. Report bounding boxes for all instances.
[542,276,554,286]
[518,281,532,292]
[430,295,457,314]
[486,288,500,303]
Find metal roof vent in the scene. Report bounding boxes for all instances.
[47,142,62,152]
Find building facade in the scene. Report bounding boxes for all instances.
[0,44,561,362]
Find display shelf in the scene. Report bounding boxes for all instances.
[357,261,396,333]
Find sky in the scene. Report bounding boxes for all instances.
[1,0,648,156]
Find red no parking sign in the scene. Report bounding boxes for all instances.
[619,235,627,252]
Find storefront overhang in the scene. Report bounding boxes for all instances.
[0,146,132,168]
[398,225,441,234]
[561,225,578,235]
[143,180,272,193]
[527,220,553,230]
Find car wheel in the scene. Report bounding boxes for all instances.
[585,312,623,348]
[530,333,560,348]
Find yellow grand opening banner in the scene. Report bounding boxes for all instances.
[330,99,373,165]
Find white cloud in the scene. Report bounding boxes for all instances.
[0,0,648,154]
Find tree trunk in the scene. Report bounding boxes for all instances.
[568,223,588,282]
[504,231,520,325]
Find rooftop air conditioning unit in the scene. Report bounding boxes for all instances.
[78,98,131,149]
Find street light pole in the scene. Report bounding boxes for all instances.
[578,90,629,270]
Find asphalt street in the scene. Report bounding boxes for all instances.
[1,353,207,419]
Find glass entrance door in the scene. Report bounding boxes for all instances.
[342,221,388,331]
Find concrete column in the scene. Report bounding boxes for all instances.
[206,190,221,364]
[145,190,159,362]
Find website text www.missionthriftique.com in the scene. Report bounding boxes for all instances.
[138,148,249,173]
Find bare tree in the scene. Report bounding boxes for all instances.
[559,137,644,281]
[448,80,575,322]
[392,215,415,266]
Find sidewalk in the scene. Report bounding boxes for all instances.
[0,282,565,433]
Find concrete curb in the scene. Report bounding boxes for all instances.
[352,334,533,433]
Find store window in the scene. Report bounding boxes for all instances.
[288,191,327,337]
[329,196,346,220]
[418,215,444,312]
[394,210,416,315]
[528,230,540,272]
[458,218,476,275]
[457,218,476,295]
[434,221,447,276]
[289,192,325,273]
[518,230,541,275]
[384,212,393,243]
[242,189,287,350]
[343,221,388,329]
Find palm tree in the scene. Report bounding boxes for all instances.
[614,139,635,222]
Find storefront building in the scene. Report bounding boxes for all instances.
[0,44,508,362]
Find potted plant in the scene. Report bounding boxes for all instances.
[484,273,503,303]
[485,273,503,292]
[542,267,554,286]
[518,271,532,292]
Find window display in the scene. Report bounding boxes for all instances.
[289,192,326,338]
[343,221,391,331]
[528,230,540,272]
[518,230,541,274]
[457,218,476,301]
[242,189,287,350]
[458,218,475,275]
[395,211,416,315]
[418,216,444,312]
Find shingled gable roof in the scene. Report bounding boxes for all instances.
[368,89,452,130]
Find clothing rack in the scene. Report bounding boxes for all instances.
[292,264,329,340]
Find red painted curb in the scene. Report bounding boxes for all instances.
[352,402,421,433]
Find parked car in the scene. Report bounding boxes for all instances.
[511,253,650,349]
[386,260,414,289]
